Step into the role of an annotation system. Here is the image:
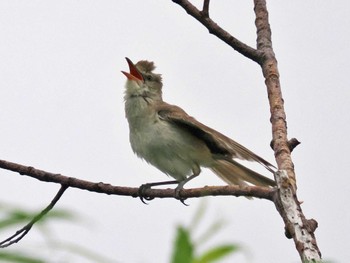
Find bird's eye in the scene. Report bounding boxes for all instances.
[145,75,152,81]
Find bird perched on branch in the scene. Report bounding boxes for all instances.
[121,57,276,202]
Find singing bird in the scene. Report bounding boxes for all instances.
[122,58,276,201]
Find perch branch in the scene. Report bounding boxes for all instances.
[0,159,275,201]
[0,157,274,247]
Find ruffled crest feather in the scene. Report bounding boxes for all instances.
[135,60,156,73]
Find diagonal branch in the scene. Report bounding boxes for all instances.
[172,0,262,63]
[0,159,275,201]
[0,184,68,247]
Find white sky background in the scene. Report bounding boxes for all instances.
[0,1,349,262]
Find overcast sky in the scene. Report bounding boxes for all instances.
[1,1,349,262]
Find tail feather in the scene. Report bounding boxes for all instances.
[210,159,276,187]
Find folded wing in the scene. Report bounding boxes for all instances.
[157,102,276,174]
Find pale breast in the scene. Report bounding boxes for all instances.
[129,116,212,181]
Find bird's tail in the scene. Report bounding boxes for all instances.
[210,159,276,187]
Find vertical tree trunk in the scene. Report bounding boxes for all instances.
[254,0,321,261]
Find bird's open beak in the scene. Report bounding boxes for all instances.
[121,57,144,83]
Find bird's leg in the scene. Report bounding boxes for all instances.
[174,168,201,205]
[138,180,179,204]
[138,167,201,205]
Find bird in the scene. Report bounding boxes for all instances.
[121,57,276,202]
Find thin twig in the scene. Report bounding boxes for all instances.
[0,184,68,248]
[287,138,300,152]
[202,0,210,17]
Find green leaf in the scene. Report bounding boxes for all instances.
[171,226,194,263]
[0,208,75,230]
[194,244,239,263]
[195,219,226,246]
[0,251,45,263]
[189,199,207,232]
[0,213,32,229]
[37,209,76,222]
[52,241,118,263]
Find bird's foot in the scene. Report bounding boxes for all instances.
[137,180,189,205]
[174,185,189,206]
[138,183,155,204]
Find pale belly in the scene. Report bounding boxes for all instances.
[129,119,212,181]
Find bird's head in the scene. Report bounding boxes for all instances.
[122,57,163,101]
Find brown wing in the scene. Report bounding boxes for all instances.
[156,102,276,173]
